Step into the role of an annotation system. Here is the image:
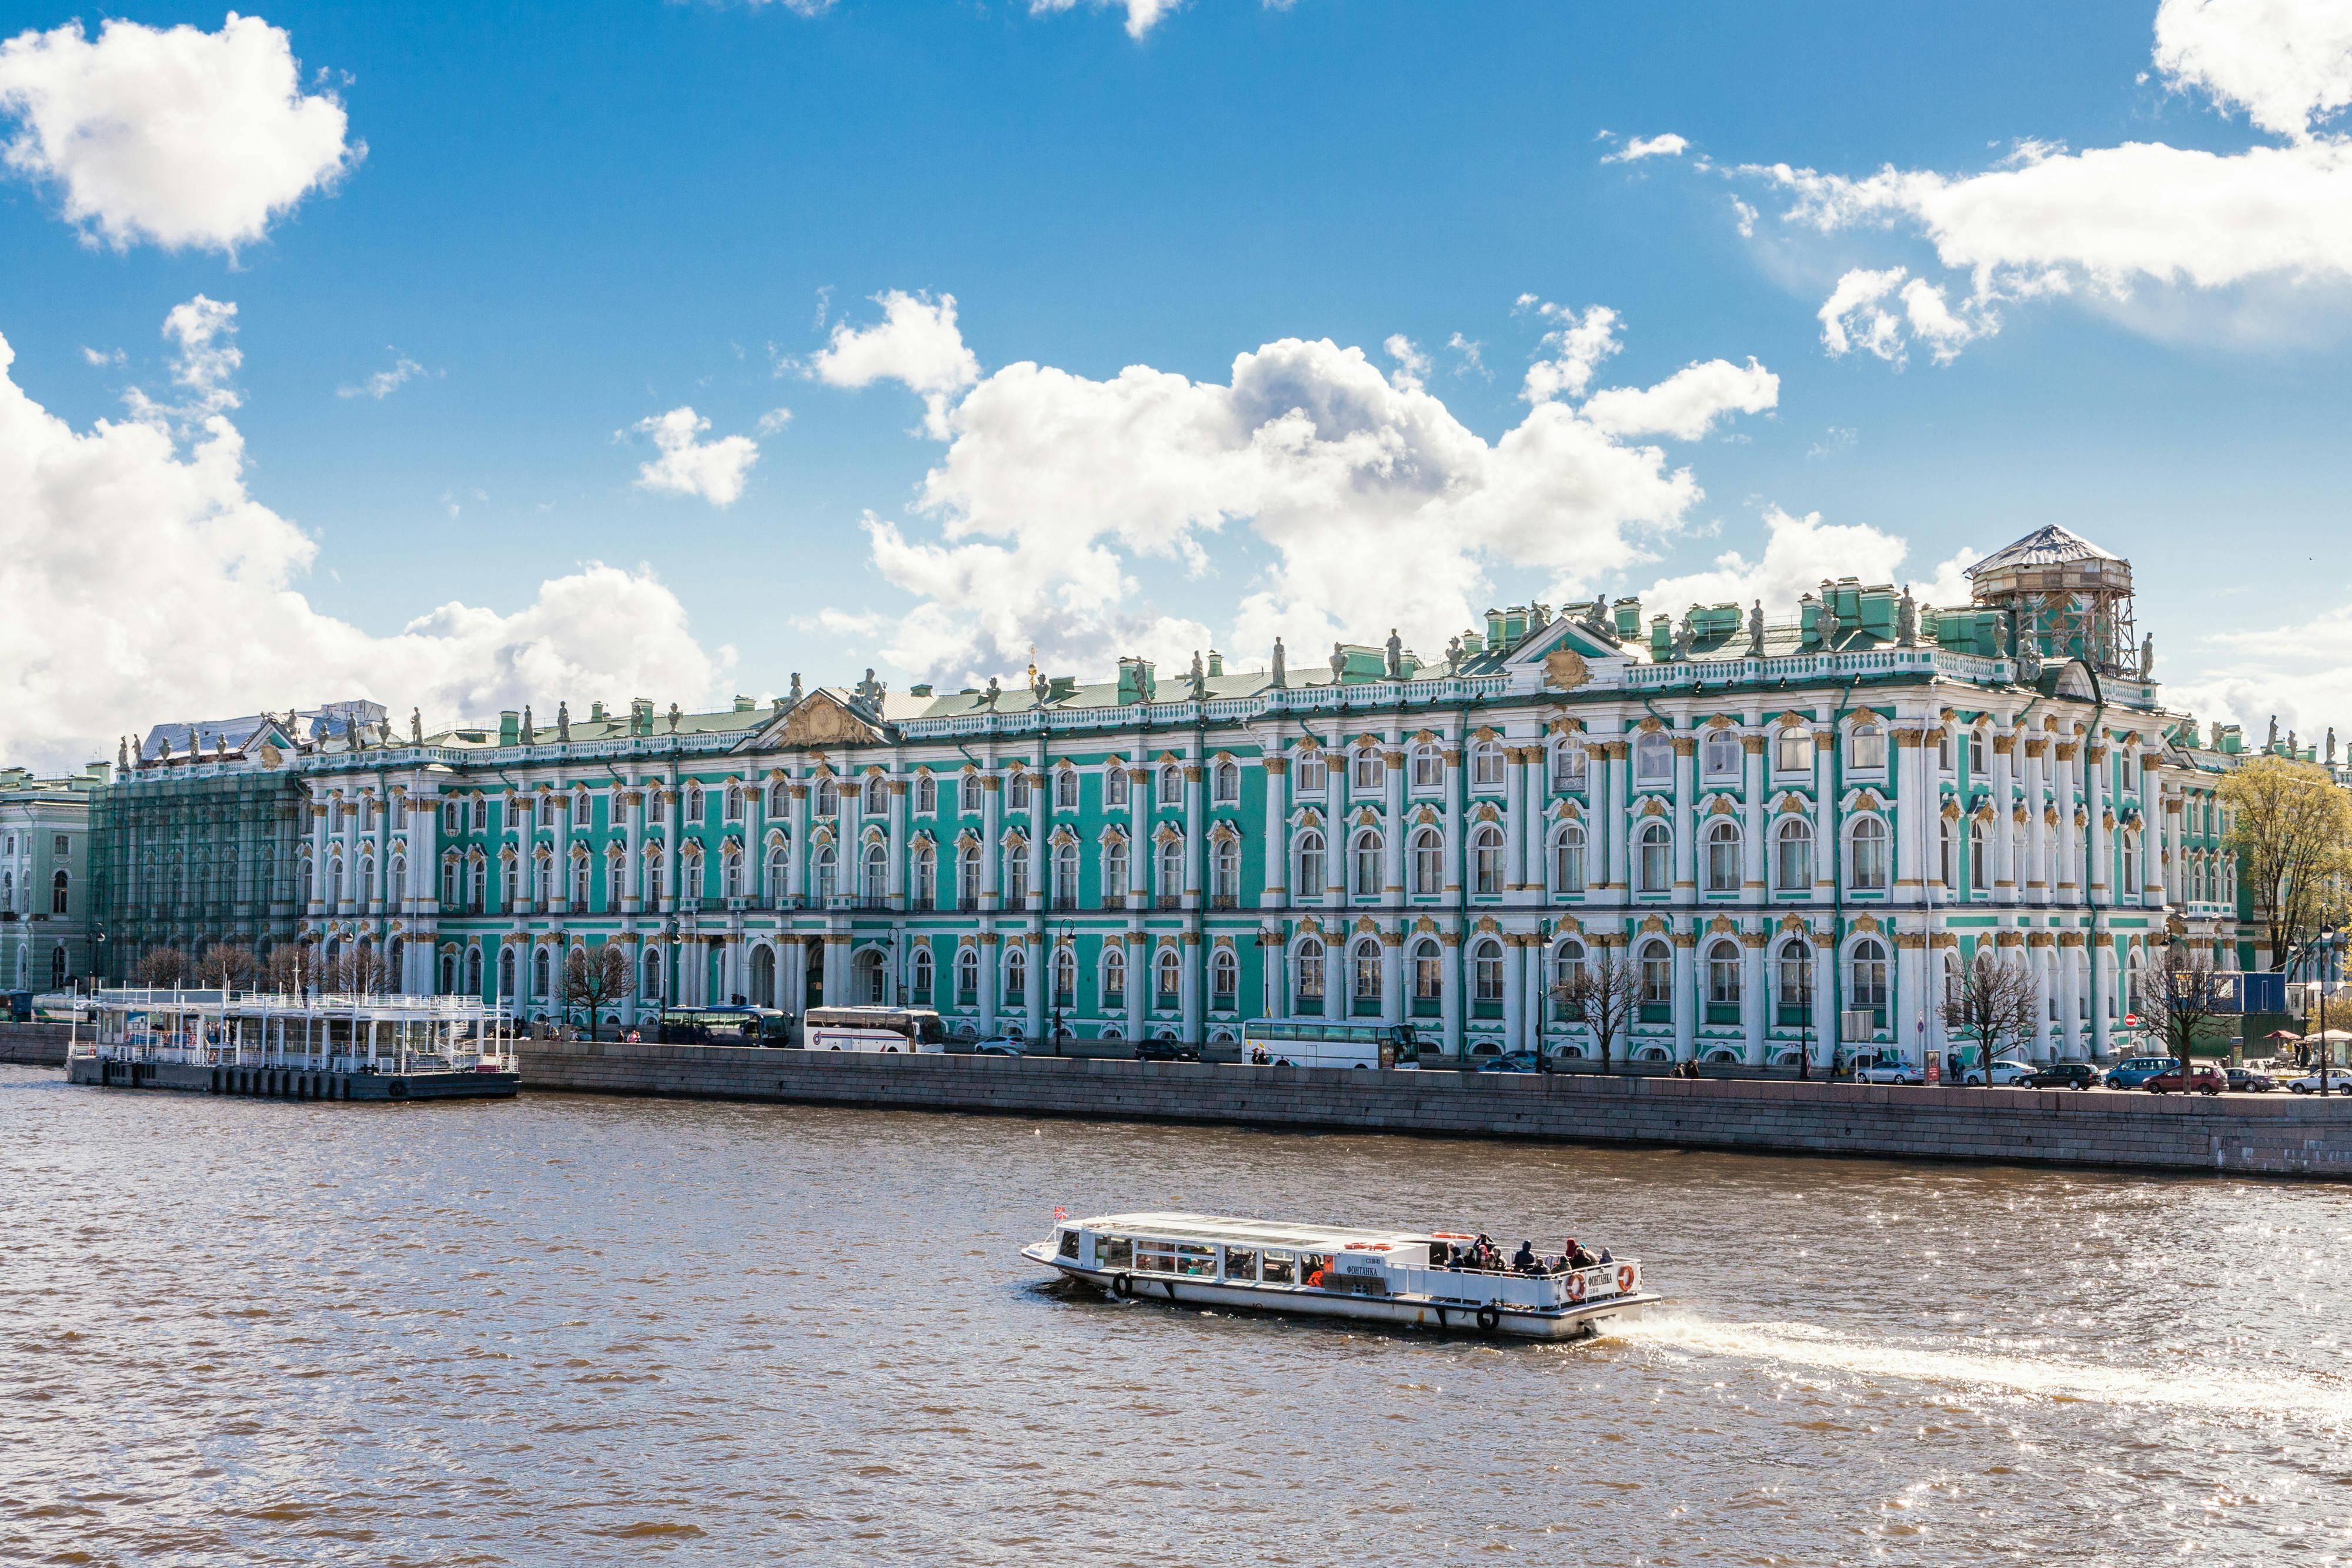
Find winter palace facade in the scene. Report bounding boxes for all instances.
[88,526,2256,1067]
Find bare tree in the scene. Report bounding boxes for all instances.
[132,945,189,988]
[562,942,631,1039]
[1938,948,2040,1084]
[2135,944,2230,1081]
[326,943,390,995]
[2220,755,2352,969]
[263,940,315,997]
[195,942,258,992]
[1555,949,1641,1074]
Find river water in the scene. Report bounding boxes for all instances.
[5,1064,2351,1564]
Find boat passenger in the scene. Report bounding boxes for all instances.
[1568,1241,1599,1269]
[1512,1240,1538,1273]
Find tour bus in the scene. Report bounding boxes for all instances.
[803,1005,950,1053]
[654,1005,795,1046]
[1240,1018,1424,1069]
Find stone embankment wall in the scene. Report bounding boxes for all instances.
[521,1041,2352,1179]
[0,1023,68,1066]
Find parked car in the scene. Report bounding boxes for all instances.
[969,1037,1027,1057]
[2103,1056,2177,1089]
[2146,1065,2227,1095]
[2028,1062,2100,1090]
[1850,1055,1924,1085]
[2224,1066,2276,1093]
[2285,1071,2352,1095]
[1134,1037,1201,1063]
[1960,1058,2035,1087]
[1475,1051,1544,1074]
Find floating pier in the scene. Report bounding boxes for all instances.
[65,989,520,1102]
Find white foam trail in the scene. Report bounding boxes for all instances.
[1611,1312,2352,1422]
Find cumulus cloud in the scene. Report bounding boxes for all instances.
[1603,132,1689,163]
[808,289,981,437]
[1581,357,1779,439]
[1738,0,2352,360]
[2166,593,2352,745]
[1636,506,1980,618]
[756,406,794,434]
[337,351,425,400]
[1383,333,1432,392]
[1517,299,1623,403]
[0,14,359,252]
[0,310,723,771]
[816,290,1743,688]
[630,406,760,507]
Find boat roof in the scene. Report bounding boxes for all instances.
[1073,1211,1441,1251]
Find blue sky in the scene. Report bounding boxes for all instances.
[2,0,2347,765]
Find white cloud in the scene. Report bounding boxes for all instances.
[80,345,122,367]
[1445,332,1488,379]
[630,406,760,508]
[2169,597,2352,745]
[1603,132,1689,164]
[1581,357,1779,440]
[822,290,1720,688]
[2153,0,2352,139]
[808,289,981,437]
[1382,333,1431,392]
[1739,0,2352,360]
[119,294,245,427]
[1027,0,1187,38]
[0,312,723,771]
[749,0,838,14]
[756,406,794,434]
[0,14,359,252]
[1518,299,1623,403]
[337,352,425,400]
[1637,506,1979,617]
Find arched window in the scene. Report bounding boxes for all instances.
[1211,837,1240,900]
[532,946,550,998]
[1850,723,1887,771]
[957,843,981,907]
[1102,837,1128,902]
[1552,824,1586,894]
[1706,940,1741,1006]
[1412,938,1442,1003]
[770,844,791,902]
[1969,819,1988,895]
[576,854,594,907]
[1007,771,1031,811]
[865,775,888,815]
[49,870,68,916]
[1295,830,1325,897]
[1850,817,1889,891]
[1637,821,1671,893]
[1411,744,1442,788]
[1551,739,1587,790]
[864,842,888,898]
[1213,760,1240,803]
[1704,820,1740,893]
[1470,740,1504,787]
[770,780,791,815]
[1776,940,1812,1012]
[961,772,984,813]
[1471,823,1504,896]
[1294,938,1325,1011]
[1352,747,1385,791]
[1002,840,1030,905]
[1156,837,1182,898]
[1156,948,1181,1005]
[1352,939,1382,1008]
[1005,946,1027,1003]
[1053,841,1080,906]
[640,948,660,1001]
[1210,947,1237,1003]
[1937,818,1955,889]
[1159,764,1184,805]
[1410,827,1443,896]
[1638,940,1671,1004]
[1105,765,1129,808]
[1850,938,1889,1015]
[2122,829,2143,897]
[684,783,705,821]
[1775,727,1814,774]
[1055,945,1077,1003]
[466,947,484,996]
[912,774,935,814]
[1472,939,1503,1004]
[812,843,838,901]
[1701,729,1739,778]
[1634,731,1672,784]
[814,777,838,816]
[437,950,456,994]
[1551,938,1586,1015]
[911,946,935,1004]
[1104,945,1127,1001]
[1352,830,1382,898]
[1054,768,1078,810]
[725,783,744,821]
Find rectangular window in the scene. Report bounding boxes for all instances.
[1223,1248,1259,1283]
[1261,1251,1297,1286]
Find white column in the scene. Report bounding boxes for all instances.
[1812,930,1838,1070]
[1442,742,1464,898]
[1671,735,1696,904]
[1184,755,1205,910]
[308,791,330,915]
[1602,740,1629,901]
[1500,935,1525,1053]
[1990,734,2017,901]
[887,774,908,908]
[1441,931,1464,1059]
[2023,741,2050,906]
[1125,931,1147,1038]
[2053,741,2080,907]
[789,778,810,904]
[2086,740,2110,902]
[1812,728,1837,901]
[1130,766,1152,904]
[1740,735,1767,904]
[1741,929,1767,1065]
[1380,928,1403,1027]
[1671,925,1696,1061]
[1321,754,1345,904]
[1261,755,1290,908]
[981,772,1002,910]
[1028,931,1048,1041]
[1893,730,1924,902]
[2093,935,2116,1057]
[2029,935,2054,1060]
[624,788,646,912]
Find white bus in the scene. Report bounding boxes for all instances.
[802,1005,950,1053]
[1240,1018,1425,1069]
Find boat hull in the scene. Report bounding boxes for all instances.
[1024,1244,1661,1340]
[66,1056,518,1101]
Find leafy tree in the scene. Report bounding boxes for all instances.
[1555,947,1640,1074]
[1938,947,2040,1082]
[562,942,631,1039]
[2220,755,2352,969]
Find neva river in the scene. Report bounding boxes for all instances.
[5,1064,2351,1564]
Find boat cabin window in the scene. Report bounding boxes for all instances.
[1300,1253,1334,1287]
[1097,1236,1132,1270]
[1223,1247,1259,1282]
[1057,1229,1080,1259]
[1136,1243,1178,1275]
[1261,1250,1296,1285]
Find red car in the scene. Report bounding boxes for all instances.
[2146,1065,2226,1095]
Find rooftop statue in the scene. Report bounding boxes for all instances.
[1330,642,1346,684]
[1897,585,1917,647]
[1747,599,1765,657]
[1384,629,1402,680]
[666,702,681,733]
[1271,636,1287,688]
[983,675,1001,708]
[556,701,571,743]
[1816,597,1840,651]
[789,672,803,703]
[2269,715,2280,748]
[410,708,422,744]
[521,706,535,745]
[2141,633,2156,677]
[1446,633,1463,673]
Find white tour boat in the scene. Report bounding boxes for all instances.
[1023,1211,1662,1339]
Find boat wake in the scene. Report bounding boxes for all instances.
[1611,1312,2352,1422]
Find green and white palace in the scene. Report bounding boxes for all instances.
[89,525,2260,1068]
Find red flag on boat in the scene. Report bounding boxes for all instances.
[1053,1205,1068,1222]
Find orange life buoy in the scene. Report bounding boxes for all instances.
[1616,1264,1636,1295]
[1565,1272,1586,1301]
